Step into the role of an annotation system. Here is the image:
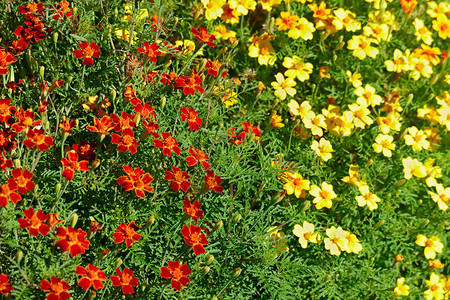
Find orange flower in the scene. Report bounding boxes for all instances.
[117,165,154,198]
[23,128,54,151]
[0,183,21,207]
[191,27,217,47]
[8,168,34,195]
[59,116,77,134]
[165,166,191,192]
[400,0,417,14]
[0,129,17,152]
[205,60,226,77]
[141,119,159,139]
[175,72,205,95]
[0,151,12,171]
[55,226,90,257]
[86,116,115,136]
[0,99,16,124]
[11,108,41,133]
[17,207,50,236]
[60,151,90,181]
[153,131,181,157]
[111,128,139,154]
[308,2,331,20]
[0,273,13,296]
[72,141,97,161]
[40,276,71,300]
[180,106,202,131]
[113,221,141,247]
[47,213,65,229]
[73,41,101,65]
[180,224,209,255]
[137,41,162,63]
[110,112,136,132]
[110,267,139,295]
[203,170,224,193]
[183,198,203,222]
[75,264,107,291]
[185,146,210,170]
[160,261,191,291]
[0,50,17,75]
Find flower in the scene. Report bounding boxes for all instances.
[111,128,139,154]
[203,170,224,193]
[402,157,427,179]
[0,183,21,207]
[266,226,289,254]
[302,112,327,136]
[59,116,77,134]
[276,11,299,31]
[288,100,312,118]
[0,273,13,295]
[400,0,417,13]
[48,213,65,229]
[288,18,316,40]
[347,35,379,60]
[180,107,202,131]
[183,198,204,222]
[342,165,366,187]
[0,50,17,75]
[55,226,90,257]
[355,185,381,210]
[110,267,139,295]
[372,134,395,157]
[23,128,54,151]
[354,84,382,107]
[248,33,277,65]
[191,27,216,47]
[428,184,449,211]
[180,224,209,255]
[17,207,50,236]
[185,147,210,170]
[432,14,450,40]
[137,41,161,62]
[283,56,313,82]
[75,264,107,291]
[73,41,101,65]
[346,70,362,87]
[424,273,444,300]
[117,165,154,198]
[175,73,205,95]
[86,116,114,135]
[60,151,89,181]
[153,132,181,157]
[415,234,444,259]
[311,138,333,162]
[344,231,363,254]
[309,182,337,209]
[293,221,321,248]
[40,276,71,300]
[404,126,429,151]
[394,277,410,297]
[413,18,433,45]
[8,168,34,195]
[281,171,310,198]
[271,73,296,100]
[113,222,141,247]
[344,104,373,128]
[165,166,191,192]
[12,108,41,133]
[324,226,348,256]
[270,111,284,128]
[160,261,192,291]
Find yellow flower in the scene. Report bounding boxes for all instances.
[404,126,430,151]
[436,91,450,107]
[428,184,450,211]
[248,33,277,65]
[424,158,442,187]
[174,40,202,55]
[356,185,381,210]
[333,8,361,32]
[308,2,331,20]
[346,70,362,88]
[271,73,297,100]
[413,44,441,66]
[413,18,434,45]
[221,3,241,24]
[283,56,313,82]
[427,1,450,19]
[418,105,440,123]
[303,112,327,136]
[288,18,316,40]
[416,235,444,260]
[365,0,394,10]
[276,11,299,31]
[344,231,362,254]
[354,84,382,107]
[432,14,450,40]
[228,0,256,15]
[394,277,410,297]
[324,226,348,256]
[281,171,310,198]
[408,57,433,81]
[363,23,391,43]
[372,134,395,157]
[311,138,333,162]
[424,273,445,300]
[260,0,282,11]
[319,66,331,79]
[121,2,149,22]
[385,49,412,73]
[114,28,137,45]
[437,104,450,130]
[266,226,289,255]
[342,165,367,187]
[270,111,285,128]
[347,35,379,60]
[402,157,427,179]
[309,182,337,209]
[293,221,321,248]
[344,104,373,129]
[213,25,237,43]
[288,100,312,118]
[376,114,402,134]
[428,260,445,269]
[201,0,226,20]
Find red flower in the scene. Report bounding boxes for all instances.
[0,99,16,124]
[55,226,90,257]
[185,147,210,170]
[72,141,97,161]
[73,41,101,65]
[160,72,178,86]
[175,73,205,95]
[47,213,65,229]
[0,273,13,296]
[23,128,54,151]
[75,264,107,291]
[0,129,17,152]
[204,170,224,193]
[153,131,181,157]
[165,166,191,192]
[183,199,203,222]
[191,27,217,47]
[17,207,50,236]
[113,221,141,247]
[180,106,202,131]
[111,128,139,154]
[141,119,159,139]
[0,183,21,207]
[137,41,162,63]
[110,267,139,295]
[110,112,136,132]
[40,276,71,300]
[12,108,41,133]
[8,168,34,195]
[160,261,191,291]
[180,224,208,255]
[0,50,17,75]
[53,1,76,21]
[60,151,90,181]
[117,165,154,198]
[0,151,13,171]
[205,60,227,77]
[86,116,115,136]
[59,116,77,134]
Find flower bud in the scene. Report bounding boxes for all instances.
[160,96,166,109]
[396,189,401,197]
[268,17,275,32]
[66,75,73,84]
[146,216,155,227]
[232,214,242,224]
[133,112,141,125]
[110,89,117,101]
[405,93,413,106]
[365,159,373,167]
[13,158,21,169]
[335,41,345,51]
[115,258,123,268]
[163,60,172,69]
[395,179,406,186]
[301,201,311,213]
[89,291,96,299]
[231,40,239,48]
[34,183,39,194]
[430,74,439,86]
[428,93,435,101]
[53,32,59,44]
[39,66,45,78]
[213,220,223,231]
[421,219,430,227]
[320,31,329,42]
[206,255,214,265]
[198,58,208,71]
[231,267,241,278]
[211,297,218,300]
[99,248,110,259]
[202,267,210,275]
[218,47,228,55]
[91,159,100,170]
[55,183,61,195]
[72,7,78,16]
[70,213,79,228]
[272,192,285,204]
[114,7,118,19]
[375,220,385,228]
[15,250,23,264]
[395,254,404,263]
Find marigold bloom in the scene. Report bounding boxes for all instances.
[204,170,224,193]
[23,128,54,151]
[59,116,77,134]
[394,277,410,297]
[183,198,204,222]
[153,132,181,157]
[117,165,154,198]
[344,231,363,254]
[111,128,139,154]
[48,213,65,229]
[73,41,101,65]
[288,100,312,118]
[270,110,284,128]
[113,222,141,247]
[72,141,97,161]
[400,0,417,13]
[404,126,430,151]
[110,112,136,132]
[276,11,299,31]
[248,33,277,65]
[191,27,216,47]
[311,138,333,162]
[75,264,107,291]
[175,73,205,95]
[310,182,337,209]
[428,184,449,211]
[282,171,310,198]
[180,106,202,131]
[308,1,331,19]
[302,112,326,137]
[341,165,366,188]
[333,8,360,32]
[409,57,433,81]
[293,221,321,248]
[347,35,379,60]
[376,115,401,134]
[165,166,191,192]
[288,18,316,40]
[355,84,382,107]
[40,276,71,300]
[17,207,50,236]
[185,147,210,170]
[0,183,21,207]
[0,99,16,124]
[324,226,348,256]
[372,134,396,157]
[413,18,433,45]
[432,14,450,39]
[271,73,296,100]
[12,108,41,133]
[424,273,444,300]
[415,235,444,259]
[55,226,90,257]
[0,50,17,75]
[160,261,192,291]
[8,168,34,195]
[137,41,161,62]
[402,157,427,179]
[344,104,373,129]
[110,267,139,295]
[0,273,13,295]
[346,70,362,88]
[181,224,209,255]
[213,24,237,43]
[60,151,89,181]
[356,185,381,210]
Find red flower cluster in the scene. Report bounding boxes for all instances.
[52,1,76,21]
[160,261,191,291]
[55,226,90,257]
[191,27,217,47]
[73,41,101,65]
[110,267,139,295]
[17,207,50,236]
[14,2,49,48]
[117,165,154,198]
[180,106,202,131]
[165,166,191,192]
[0,273,13,296]
[180,224,209,255]
[113,221,141,247]
[40,276,71,300]
[228,122,262,145]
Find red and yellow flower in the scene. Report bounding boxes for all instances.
[165,166,191,192]
[180,106,202,131]
[40,276,71,300]
[55,226,90,257]
[113,221,141,247]
[180,224,209,255]
[160,261,191,291]
[73,41,101,65]
[183,198,204,222]
[75,264,107,291]
[110,267,139,295]
[153,132,181,157]
[60,151,90,181]
[117,165,154,198]
[17,207,50,236]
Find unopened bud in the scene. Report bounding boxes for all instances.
[206,255,214,265]
[320,31,330,42]
[272,192,285,204]
[395,179,406,186]
[15,250,23,264]
[89,291,97,299]
[231,267,241,278]
[72,7,78,16]
[44,120,50,131]
[202,267,210,275]
[268,17,275,32]
[13,158,21,169]
[211,297,218,300]
[53,32,59,44]
[375,220,385,228]
[428,93,435,101]
[110,89,117,101]
[365,159,373,167]
[231,40,239,48]
[133,112,141,125]
[99,248,110,259]
[301,201,311,213]
[70,213,79,228]
[39,66,45,78]
[173,17,179,27]
[430,74,439,86]
[405,93,413,106]
[146,216,155,227]
[91,159,100,170]
[395,254,404,263]
[421,219,430,227]
[55,183,61,195]
[34,183,39,194]
[219,46,228,55]
[396,189,401,197]
[160,96,166,108]
[163,59,172,69]
[335,41,345,50]
[115,258,122,268]
[114,8,118,19]
[66,76,73,84]
[213,220,223,231]
[198,58,208,71]
[232,214,242,224]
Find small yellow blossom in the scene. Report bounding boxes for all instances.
[201,0,226,20]
[347,35,379,60]
[413,18,434,45]
[404,126,430,151]
[354,84,382,107]
[402,157,427,179]
[432,14,450,39]
[424,158,442,187]
[303,112,327,136]
[415,235,444,259]
[424,273,445,300]
[427,1,450,19]
[408,57,433,81]
[293,221,321,248]
[342,165,367,187]
[288,100,312,118]
[276,11,299,31]
[309,182,337,209]
[385,49,412,73]
[308,2,331,20]
[271,73,297,100]
[428,184,450,211]
[319,66,331,79]
[248,33,277,65]
[363,23,391,43]
[228,0,256,15]
[260,0,282,11]
[413,44,441,66]
[311,138,333,162]
[428,260,445,269]
[394,277,410,297]
[221,4,241,24]
[356,185,381,210]
[346,70,362,88]
[288,18,316,40]
[270,111,285,128]
[376,114,402,134]
[324,226,348,256]
[344,104,373,129]
[283,56,313,82]
[372,134,395,157]
[281,171,310,198]
[266,226,289,255]
[437,104,450,130]
[344,231,363,254]
[333,8,361,32]
[213,25,237,43]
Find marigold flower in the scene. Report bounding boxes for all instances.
[248,33,277,65]
[0,99,16,124]
[260,0,282,11]
[117,165,154,198]
[413,18,433,45]
[347,35,379,60]
[271,73,296,100]
[73,41,101,65]
[180,106,202,131]
[342,165,366,188]
[270,110,284,128]
[302,112,326,137]
[376,115,401,134]
[288,18,316,40]
[191,27,216,47]
[356,185,381,210]
[181,224,209,255]
[0,273,13,295]
[213,24,237,43]
[409,57,433,81]
[276,11,299,31]
[288,100,312,118]
[59,116,77,134]
[110,112,136,132]
[0,50,17,75]
[111,128,139,154]
[333,8,360,32]
[310,182,337,209]
[415,234,444,259]
[12,108,42,133]
[23,128,54,151]
[203,170,224,193]
[17,207,50,236]
[55,226,90,257]
[432,14,450,40]
[282,171,310,198]
[283,56,313,82]
[137,41,161,63]
[414,44,441,66]
[160,261,192,291]
[424,273,444,300]
[404,126,430,151]
[346,70,362,88]
[86,116,114,136]
[428,184,449,211]
[402,157,427,179]
[175,73,205,95]
[48,213,65,229]
[372,134,396,157]
[0,183,21,207]
[355,84,382,107]
[113,222,141,247]
[72,141,97,161]
[153,132,181,157]
[293,221,321,248]
[8,168,34,195]
[308,1,331,19]
[165,166,191,192]
[183,198,204,222]
[40,276,71,300]
[75,264,107,291]
[205,60,226,77]
[185,146,210,170]
[110,267,139,295]
[311,138,333,162]
[61,151,90,181]
[344,104,373,129]
[344,231,363,254]
[324,226,348,256]
[428,259,445,269]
